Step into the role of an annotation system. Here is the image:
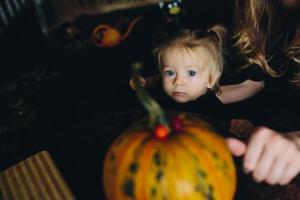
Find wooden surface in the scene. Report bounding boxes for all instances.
[0,151,75,200]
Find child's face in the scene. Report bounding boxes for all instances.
[161,47,213,103]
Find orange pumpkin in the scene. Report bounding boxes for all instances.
[91,16,143,48]
[92,24,122,48]
[103,63,236,200]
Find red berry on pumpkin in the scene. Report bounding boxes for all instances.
[171,117,182,132]
[154,124,169,139]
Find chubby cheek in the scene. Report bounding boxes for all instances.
[162,80,172,96]
[189,85,208,100]
[189,90,203,100]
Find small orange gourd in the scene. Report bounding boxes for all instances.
[92,16,142,48]
[103,63,236,200]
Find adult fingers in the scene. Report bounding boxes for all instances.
[226,138,247,157]
[279,147,300,185]
[251,133,288,182]
[265,142,298,184]
[279,160,300,185]
[243,127,273,173]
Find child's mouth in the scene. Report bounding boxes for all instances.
[172,92,186,96]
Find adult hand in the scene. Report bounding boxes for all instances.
[129,76,147,90]
[227,127,300,185]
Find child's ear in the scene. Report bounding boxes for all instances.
[207,73,219,89]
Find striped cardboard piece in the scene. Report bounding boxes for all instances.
[0,151,75,200]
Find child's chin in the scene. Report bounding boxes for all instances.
[173,98,190,103]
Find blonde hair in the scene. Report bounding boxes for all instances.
[234,0,300,84]
[153,24,228,91]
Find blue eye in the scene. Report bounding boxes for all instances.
[164,70,175,76]
[188,70,196,77]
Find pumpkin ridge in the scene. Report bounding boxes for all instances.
[178,131,225,200]
[184,126,236,196]
[105,131,149,200]
[182,128,236,199]
[168,140,185,200]
[135,139,161,199]
[154,142,169,200]
[169,138,206,199]
[168,139,208,200]
[132,135,153,160]
[103,131,136,198]
[125,134,155,200]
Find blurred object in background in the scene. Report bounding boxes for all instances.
[33,0,170,36]
[0,66,61,133]
[0,0,28,36]
[46,14,145,51]
[91,15,143,48]
[159,0,185,26]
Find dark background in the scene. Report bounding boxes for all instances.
[0,1,269,199]
[0,0,233,130]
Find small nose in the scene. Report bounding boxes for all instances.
[174,75,185,86]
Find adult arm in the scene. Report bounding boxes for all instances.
[217,80,265,104]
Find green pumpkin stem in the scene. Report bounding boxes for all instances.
[132,62,169,129]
